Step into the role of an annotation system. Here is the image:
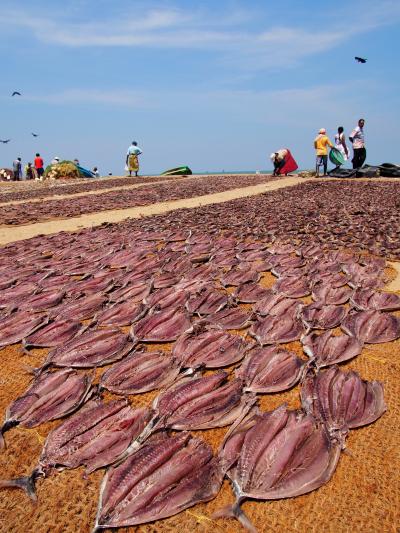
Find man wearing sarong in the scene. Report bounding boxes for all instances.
[126,141,143,177]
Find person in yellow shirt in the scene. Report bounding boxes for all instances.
[314,128,333,177]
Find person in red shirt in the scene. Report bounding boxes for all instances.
[34,153,44,179]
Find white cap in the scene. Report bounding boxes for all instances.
[319,128,326,134]
[54,156,59,160]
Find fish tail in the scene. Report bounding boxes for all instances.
[213,501,258,533]
[22,364,45,378]
[0,473,38,502]
[0,431,5,450]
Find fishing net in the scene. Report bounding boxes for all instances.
[0,168,13,181]
[43,161,80,180]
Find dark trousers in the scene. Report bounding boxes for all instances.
[352,147,366,169]
[273,159,285,176]
[316,155,328,175]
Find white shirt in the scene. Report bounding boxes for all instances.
[127,145,142,156]
[350,126,365,149]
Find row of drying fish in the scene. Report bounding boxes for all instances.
[0,174,278,226]
[0,364,386,532]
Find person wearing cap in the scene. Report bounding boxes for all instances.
[126,141,143,177]
[314,128,333,177]
[51,156,60,165]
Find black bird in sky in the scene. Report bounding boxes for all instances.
[11,91,22,96]
[31,132,39,137]
[355,57,367,63]
[0,139,11,144]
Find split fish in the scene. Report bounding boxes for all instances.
[0,399,152,499]
[93,432,223,530]
[0,368,92,448]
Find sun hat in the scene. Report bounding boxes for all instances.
[319,128,326,134]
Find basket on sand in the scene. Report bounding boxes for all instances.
[43,161,80,180]
[0,168,13,181]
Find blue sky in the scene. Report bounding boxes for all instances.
[0,0,399,174]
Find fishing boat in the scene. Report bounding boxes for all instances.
[161,166,192,176]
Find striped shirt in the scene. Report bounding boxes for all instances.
[350,126,365,149]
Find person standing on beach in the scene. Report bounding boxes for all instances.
[334,126,349,164]
[126,141,143,177]
[12,157,22,181]
[349,118,366,169]
[34,152,44,179]
[314,128,333,177]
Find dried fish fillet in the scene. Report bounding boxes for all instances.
[350,288,400,311]
[237,346,305,393]
[341,309,400,343]
[22,319,82,349]
[215,404,341,532]
[40,328,133,370]
[131,306,191,342]
[100,350,180,394]
[173,326,248,368]
[0,312,47,348]
[301,366,386,443]
[301,331,363,368]
[94,432,223,530]
[154,371,256,430]
[249,314,304,345]
[301,303,347,330]
[0,369,92,448]
[0,400,152,499]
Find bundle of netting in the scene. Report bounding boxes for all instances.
[44,161,80,180]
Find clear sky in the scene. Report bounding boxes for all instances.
[0,0,399,175]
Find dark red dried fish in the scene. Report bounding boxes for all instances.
[249,313,304,345]
[100,350,180,394]
[274,276,310,297]
[301,366,386,442]
[50,293,107,321]
[94,432,223,530]
[144,287,188,312]
[341,309,400,343]
[301,331,363,368]
[301,303,347,330]
[0,369,92,448]
[0,312,47,348]
[186,287,228,315]
[221,268,260,287]
[96,302,147,327]
[233,283,270,303]
[41,328,133,369]
[206,306,253,330]
[22,319,82,349]
[173,326,248,368]
[237,346,305,393]
[312,283,353,305]
[131,307,191,342]
[154,371,255,430]
[350,288,400,311]
[109,282,151,304]
[215,404,341,532]
[0,400,152,499]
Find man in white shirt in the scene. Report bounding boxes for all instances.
[349,118,366,169]
[126,141,143,177]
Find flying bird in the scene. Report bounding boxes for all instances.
[0,139,11,144]
[31,132,39,137]
[355,57,367,64]
[11,91,22,96]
